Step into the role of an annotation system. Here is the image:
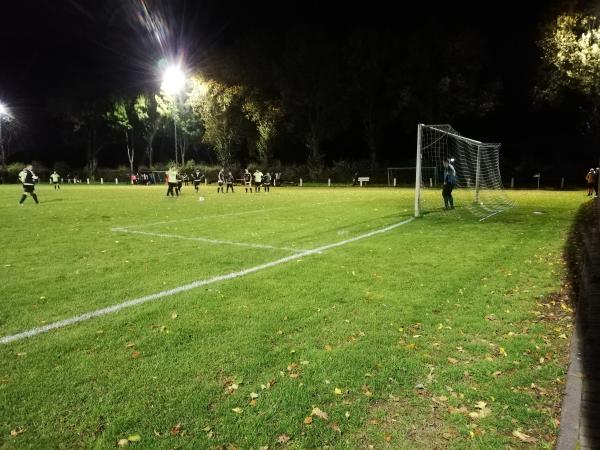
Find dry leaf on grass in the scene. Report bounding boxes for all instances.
[512,430,537,443]
[277,434,290,444]
[304,416,313,425]
[170,423,183,436]
[10,427,25,437]
[311,407,329,420]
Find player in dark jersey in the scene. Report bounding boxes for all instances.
[226,171,235,193]
[243,168,253,193]
[18,164,39,204]
[193,169,205,192]
[263,172,271,192]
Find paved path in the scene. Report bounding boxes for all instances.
[558,199,600,449]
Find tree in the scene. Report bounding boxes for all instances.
[53,98,110,180]
[538,10,600,159]
[279,30,349,178]
[242,92,282,165]
[540,13,600,97]
[105,99,136,177]
[134,94,163,168]
[188,77,245,167]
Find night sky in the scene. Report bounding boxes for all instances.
[0,0,590,185]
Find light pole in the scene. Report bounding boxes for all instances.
[161,65,185,166]
[0,102,9,179]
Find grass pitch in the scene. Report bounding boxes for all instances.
[0,184,584,448]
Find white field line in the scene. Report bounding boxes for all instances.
[0,217,414,345]
[111,227,308,253]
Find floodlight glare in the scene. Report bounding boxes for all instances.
[161,65,185,95]
[0,102,7,116]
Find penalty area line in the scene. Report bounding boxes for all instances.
[0,217,414,345]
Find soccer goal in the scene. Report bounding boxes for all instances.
[414,124,513,220]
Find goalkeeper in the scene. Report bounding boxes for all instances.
[442,158,456,210]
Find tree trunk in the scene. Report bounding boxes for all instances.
[125,130,134,178]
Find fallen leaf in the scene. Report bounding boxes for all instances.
[304,416,313,425]
[311,407,329,420]
[232,407,243,414]
[325,345,333,352]
[384,435,392,442]
[170,423,183,436]
[331,422,341,434]
[334,387,343,395]
[277,434,290,444]
[512,430,537,443]
[127,434,141,442]
[250,392,259,399]
[10,427,25,437]
[171,312,178,319]
[126,342,135,348]
[474,401,487,409]
[131,351,141,359]
[448,357,459,364]
[118,438,129,447]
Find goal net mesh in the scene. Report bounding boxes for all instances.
[417,124,513,220]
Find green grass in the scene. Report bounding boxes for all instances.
[0,184,583,448]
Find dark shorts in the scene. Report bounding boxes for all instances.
[52,181,59,185]
[23,185,35,193]
[194,180,201,185]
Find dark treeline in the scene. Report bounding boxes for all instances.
[0,0,596,185]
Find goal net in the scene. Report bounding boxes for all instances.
[415,124,513,220]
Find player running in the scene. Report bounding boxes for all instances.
[50,170,61,190]
[193,168,205,192]
[18,164,39,205]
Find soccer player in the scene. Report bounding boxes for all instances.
[253,169,263,192]
[263,172,271,192]
[50,170,61,190]
[217,168,225,193]
[182,173,189,186]
[176,173,183,195]
[166,166,179,197]
[442,158,456,210]
[243,168,253,193]
[193,168,205,192]
[226,171,235,193]
[18,164,39,205]
[586,168,595,196]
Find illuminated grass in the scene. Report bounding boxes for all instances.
[0,185,584,448]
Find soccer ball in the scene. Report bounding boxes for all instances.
[198,196,205,202]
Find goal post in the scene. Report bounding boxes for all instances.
[414,123,513,220]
